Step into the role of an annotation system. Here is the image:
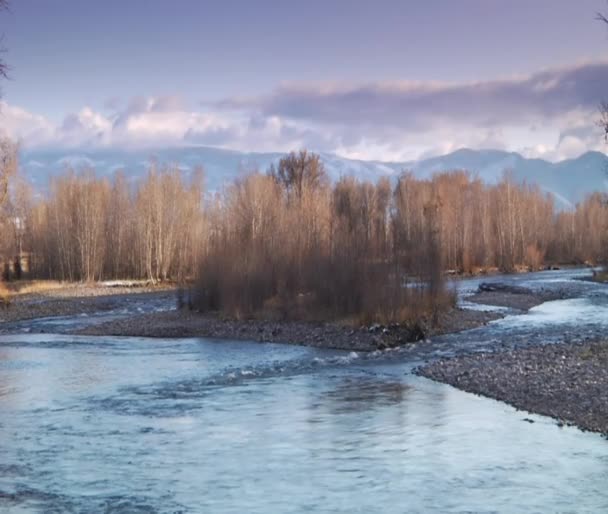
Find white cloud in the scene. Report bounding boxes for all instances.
[1,61,608,162]
[0,101,56,146]
[220,61,608,130]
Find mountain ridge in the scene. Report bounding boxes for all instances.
[19,146,608,207]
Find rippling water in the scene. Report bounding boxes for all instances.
[1,269,608,512]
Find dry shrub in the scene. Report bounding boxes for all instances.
[524,244,545,271]
[16,151,608,288]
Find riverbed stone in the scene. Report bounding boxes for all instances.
[416,340,608,437]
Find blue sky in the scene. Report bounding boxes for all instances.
[2,0,608,161]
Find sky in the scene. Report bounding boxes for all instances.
[1,0,608,162]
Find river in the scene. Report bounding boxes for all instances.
[1,268,607,512]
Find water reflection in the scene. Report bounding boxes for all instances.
[315,376,410,414]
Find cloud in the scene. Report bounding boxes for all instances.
[61,107,112,146]
[219,61,608,130]
[212,60,608,160]
[0,101,56,146]
[0,95,339,155]
[112,95,187,129]
[183,125,238,146]
[2,61,608,161]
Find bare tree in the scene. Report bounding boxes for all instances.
[269,150,328,200]
[15,151,608,315]
[0,0,8,84]
[600,102,608,143]
[596,9,608,266]
[597,10,608,140]
[0,0,14,267]
[0,136,16,209]
[0,137,17,273]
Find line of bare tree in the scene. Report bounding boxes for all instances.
[193,155,607,322]
[1,148,607,322]
[196,152,449,323]
[5,163,206,282]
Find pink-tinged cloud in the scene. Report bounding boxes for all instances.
[2,61,608,162]
[217,61,608,130]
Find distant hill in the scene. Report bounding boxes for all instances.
[19,146,608,207]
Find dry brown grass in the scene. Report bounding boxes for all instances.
[4,280,67,295]
[0,282,11,307]
[3,280,175,297]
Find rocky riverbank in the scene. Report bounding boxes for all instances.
[417,340,608,436]
[73,307,501,351]
[1,278,566,351]
[73,279,569,351]
[466,282,572,311]
[0,284,174,325]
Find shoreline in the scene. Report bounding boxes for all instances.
[465,284,571,312]
[0,284,175,326]
[6,277,608,436]
[416,340,608,437]
[69,283,562,351]
[0,278,567,351]
[72,307,501,351]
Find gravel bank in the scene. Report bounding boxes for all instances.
[466,282,572,311]
[74,307,501,352]
[2,279,559,351]
[0,285,174,324]
[417,340,608,436]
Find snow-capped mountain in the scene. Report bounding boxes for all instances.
[19,146,608,207]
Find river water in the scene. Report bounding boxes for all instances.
[1,269,608,513]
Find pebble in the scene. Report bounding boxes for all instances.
[417,340,608,437]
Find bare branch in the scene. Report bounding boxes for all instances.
[0,38,8,80]
[0,1,9,87]
[596,11,608,24]
[599,102,608,143]
[0,137,17,209]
